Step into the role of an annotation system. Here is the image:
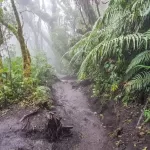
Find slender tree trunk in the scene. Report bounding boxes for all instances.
[37,18,44,50]
[0,26,3,84]
[95,0,101,17]
[0,26,3,45]
[42,0,46,11]
[11,0,31,77]
[33,29,39,50]
[0,52,3,84]
[79,7,88,28]
[79,0,97,25]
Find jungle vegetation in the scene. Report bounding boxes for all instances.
[0,0,150,122]
[67,0,150,122]
[0,0,107,108]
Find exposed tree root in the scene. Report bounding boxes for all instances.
[20,108,40,122]
[20,109,73,142]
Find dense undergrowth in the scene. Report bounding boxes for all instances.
[67,0,150,123]
[0,52,54,109]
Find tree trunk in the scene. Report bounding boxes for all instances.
[0,26,3,84]
[95,0,101,17]
[79,6,88,28]
[11,0,31,78]
[79,0,97,25]
[0,26,3,45]
[0,26,4,85]
[0,53,3,84]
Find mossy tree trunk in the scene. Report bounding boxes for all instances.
[11,0,31,77]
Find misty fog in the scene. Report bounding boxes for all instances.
[0,0,108,75]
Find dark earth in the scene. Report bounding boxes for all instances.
[0,77,149,150]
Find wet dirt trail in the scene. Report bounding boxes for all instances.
[0,78,113,150]
[52,78,112,150]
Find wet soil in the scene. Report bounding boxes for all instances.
[81,83,150,150]
[52,79,113,150]
[0,106,53,150]
[0,78,113,150]
[2,77,149,150]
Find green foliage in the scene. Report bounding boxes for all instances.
[144,109,150,123]
[68,0,150,105]
[31,53,55,86]
[0,53,54,108]
[125,71,150,92]
[33,86,52,108]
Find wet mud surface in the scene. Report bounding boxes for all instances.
[0,78,113,150]
[0,107,53,150]
[52,79,113,150]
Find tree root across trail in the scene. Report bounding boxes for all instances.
[0,78,113,150]
[20,109,73,142]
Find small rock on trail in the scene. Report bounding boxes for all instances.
[52,78,113,150]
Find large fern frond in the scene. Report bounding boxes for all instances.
[74,32,149,78]
[101,33,148,59]
[126,71,150,91]
[126,50,150,74]
[131,0,150,17]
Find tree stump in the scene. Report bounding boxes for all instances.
[20,110,73,142]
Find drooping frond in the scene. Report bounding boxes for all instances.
[131,0,150,17]
[126,71,150,92]
[126,50,150,74]
[69,36,88,55]
[71,31,150,80]
[101,33,149,59]
[78,42,103,77]
[69,0,150,94]
[102,0,123,25]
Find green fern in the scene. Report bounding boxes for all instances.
[126,71,150,92]
[68,0,150,96]
[126,51,150,76]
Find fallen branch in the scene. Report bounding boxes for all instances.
[20,108,40,122]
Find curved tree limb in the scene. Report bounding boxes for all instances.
[0,18,18,39]
[21,1,53,27]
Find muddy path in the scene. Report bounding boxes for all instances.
[0,78,113,150]
[52,78,113,150]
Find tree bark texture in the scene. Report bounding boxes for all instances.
[11,0,31,77]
